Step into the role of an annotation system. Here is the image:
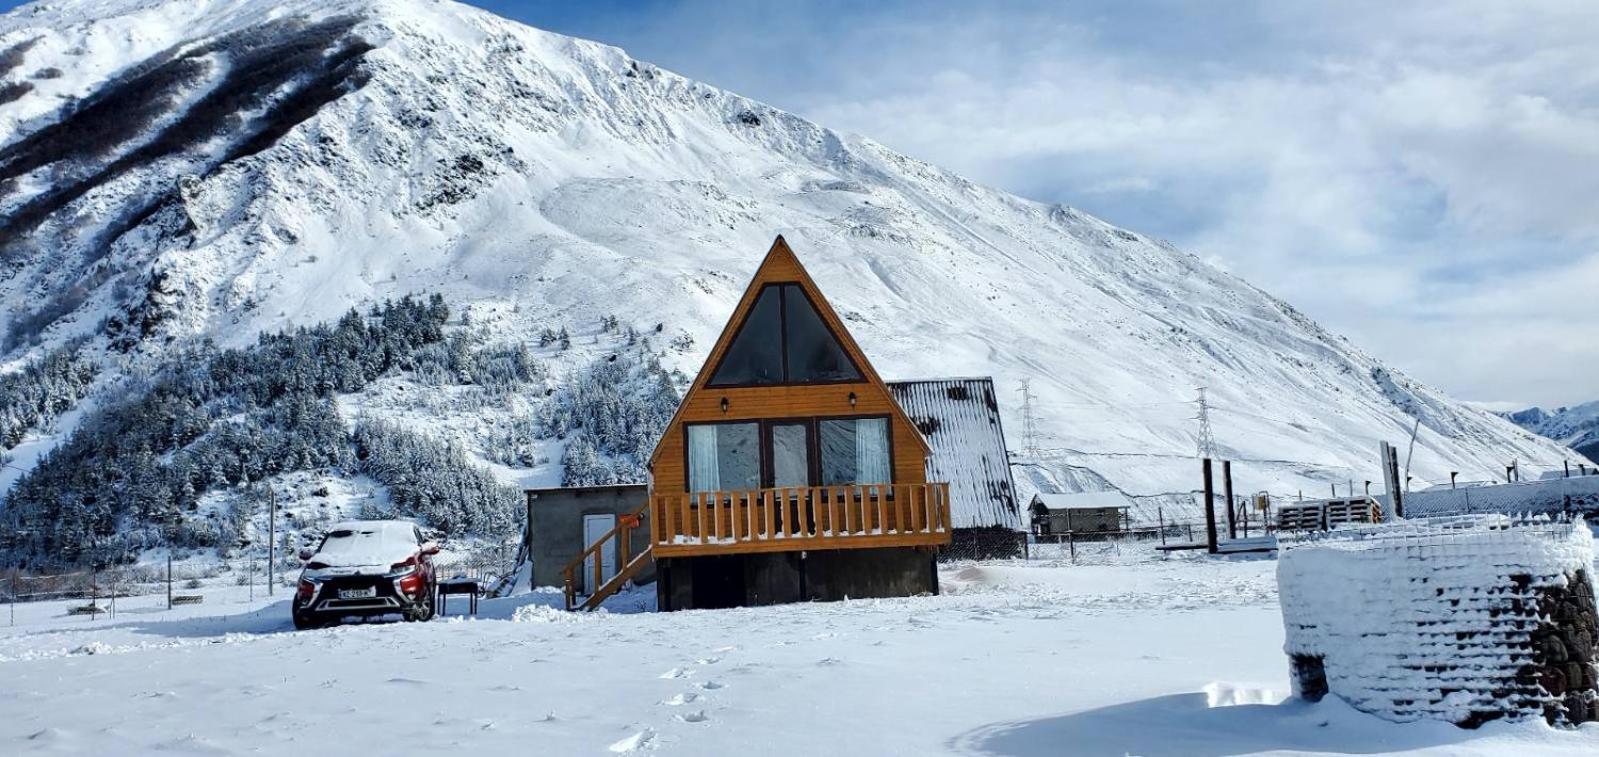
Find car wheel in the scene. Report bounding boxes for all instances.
[292,612,320,630]
[405,590,435,622]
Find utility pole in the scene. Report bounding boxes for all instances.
[1194,387,1216,459]
[166,553,173,610]
[1017,380,1041,458]
[1202,458,1218,554]
[267,487,277,595]
[1222,460,1236,541]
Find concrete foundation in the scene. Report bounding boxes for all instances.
[656,547,938,611]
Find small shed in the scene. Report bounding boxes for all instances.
[525,484,651,592]
[888,377,1024,558]
[1029,491,1132,536]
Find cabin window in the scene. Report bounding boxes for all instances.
[819,417,891,485]
[708,287,784,386]
[687,423,760,492]
[708,284,862,386]
[783,285,859,382]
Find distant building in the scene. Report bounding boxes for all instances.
[888,377,1024,558]
[1028,491,1132,536]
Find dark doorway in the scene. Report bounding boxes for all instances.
[690,555,747,609]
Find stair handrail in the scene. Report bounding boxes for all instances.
[562,503,649,611]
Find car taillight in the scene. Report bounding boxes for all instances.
[296,579,316,602]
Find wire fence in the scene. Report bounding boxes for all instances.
[1,560,264,626]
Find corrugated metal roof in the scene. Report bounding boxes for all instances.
[1030,491,1134,511]
[888,377,1021,530]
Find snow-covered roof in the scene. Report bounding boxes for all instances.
[887,377,1021,530]
[1030,490,1134,511]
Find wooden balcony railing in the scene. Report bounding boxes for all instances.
[651,482,952,558]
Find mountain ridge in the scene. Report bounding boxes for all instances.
[0,0,1578,510]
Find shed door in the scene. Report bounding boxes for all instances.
[582,514,618,592]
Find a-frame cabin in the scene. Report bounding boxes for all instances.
[638,236,951,610]
[561,236,953,611]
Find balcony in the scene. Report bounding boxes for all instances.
[650,482,952,558]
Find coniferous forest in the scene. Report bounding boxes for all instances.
[0,294,680,568]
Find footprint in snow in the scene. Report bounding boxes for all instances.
[659,692,698,706]
[696,681,725,691]
[695,656,720,665]
[659,667,691,679]
[386,677,427,685]
[609,729,654,753]
[712,645,738,653]
[675,710,709,723]
[816,657,842,666]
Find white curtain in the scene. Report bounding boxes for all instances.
[856,418,890,485]
[688,425,720,492]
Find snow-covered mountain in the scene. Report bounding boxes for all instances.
[0,0,1577,509]
[1501,403,1599,464]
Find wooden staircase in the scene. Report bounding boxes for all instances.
[562,504,652,611]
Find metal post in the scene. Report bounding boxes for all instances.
[1223,460,1237,541]
[1565,461,1570,479]
[90,568,97,622]
[167,553,173,610]
[1158,507,1167,546]
[1202,458,1218,554]
[268,487,277,595]
[9,572,15,627]
[1068,530,1075,563]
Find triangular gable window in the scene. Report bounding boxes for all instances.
[709,284,862,386]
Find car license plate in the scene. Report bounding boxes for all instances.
[339,588,376,599]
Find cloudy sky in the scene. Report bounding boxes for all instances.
[3,0,1589,408]
[469,0,1597,411]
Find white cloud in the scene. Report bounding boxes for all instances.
[517,0,1599,407]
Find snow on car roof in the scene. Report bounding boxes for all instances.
[313,521,421,567]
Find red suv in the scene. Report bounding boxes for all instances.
[293,520,439,629]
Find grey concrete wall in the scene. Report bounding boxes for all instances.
[527,485,652,591]
[656,547,936,611]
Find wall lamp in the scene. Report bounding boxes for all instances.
[720,397,729,413]
[848,391,857,408]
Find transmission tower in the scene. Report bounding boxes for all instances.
[1194,387,1216,459]
[1017,379,1041,458]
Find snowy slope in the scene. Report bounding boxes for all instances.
[1501,402,1599,462]
[0,0,1576,508]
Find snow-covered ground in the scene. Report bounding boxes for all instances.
[3,550,1594,755]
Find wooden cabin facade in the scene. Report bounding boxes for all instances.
[643,236,951,610]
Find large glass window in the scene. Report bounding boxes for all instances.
[708,288,784,386]
[784,286,861,382]
[819,417,891,486]
[687,423,760,492]
[708,284,861,386]
[769,423,811,488]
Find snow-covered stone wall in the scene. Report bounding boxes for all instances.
[1278,516,1599,727]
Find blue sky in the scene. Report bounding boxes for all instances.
[4,0,1595,408]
